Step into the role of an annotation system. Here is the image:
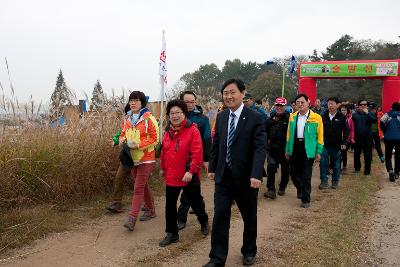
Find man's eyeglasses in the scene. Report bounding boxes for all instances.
[275,104,284,107]
[359,103,368,106]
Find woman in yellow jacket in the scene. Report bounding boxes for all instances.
[121,91,159,231]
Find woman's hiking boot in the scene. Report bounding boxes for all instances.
[123,216,137,231]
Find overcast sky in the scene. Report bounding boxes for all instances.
[1,0,399,104]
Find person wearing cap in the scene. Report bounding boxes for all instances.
[244,93,268,122]
[264,97,290,199]
[285,94,324,208]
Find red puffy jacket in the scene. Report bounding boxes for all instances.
[160,119,203,187]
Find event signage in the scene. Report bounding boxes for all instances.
[300,62,398,77]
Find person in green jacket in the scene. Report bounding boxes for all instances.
[285,94,324,208]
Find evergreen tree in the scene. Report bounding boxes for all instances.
[49,70,73,119]
[90,80,105,111]
[322,34,355,60]
[310,49,321,62]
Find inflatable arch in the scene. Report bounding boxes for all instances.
[298,59,400,112]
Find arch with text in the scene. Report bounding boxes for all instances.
[298,59,400,112]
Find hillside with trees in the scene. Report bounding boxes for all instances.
[177,35,400,104]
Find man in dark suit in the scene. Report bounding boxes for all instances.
[203,78,267,267]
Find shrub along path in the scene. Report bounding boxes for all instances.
[0,157,397,267]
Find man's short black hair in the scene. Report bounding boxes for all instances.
[166,99,188,117]
[358,99,368,105]
[179,91,197,100]
[128,91,147,108]
[327,97,340,104]
[392,101,400,111]
[255,100,262,105]
[221,78,246,93]
[295,93,309,102]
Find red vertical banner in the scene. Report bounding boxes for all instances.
[382,77,400,112]
[298,78,317,105]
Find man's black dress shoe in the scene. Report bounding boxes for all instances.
[243,255,256,266]
[203,261,224,267]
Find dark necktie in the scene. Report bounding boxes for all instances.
[226,113,236,168]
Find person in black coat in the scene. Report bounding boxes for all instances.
[176,91,211,230]
[319,97,349,189]
[264,97,290,199]
[203,79,267,267]
[352,100,377,175]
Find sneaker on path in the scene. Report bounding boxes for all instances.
[318,181,329,190]
[106,202,123,213]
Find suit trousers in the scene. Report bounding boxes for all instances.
[209,165,258,265]
[289,139,315,203]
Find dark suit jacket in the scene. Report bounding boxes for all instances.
[209,106,267,187]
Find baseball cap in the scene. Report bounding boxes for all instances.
[243,93,252,101]
[274,97,287,106]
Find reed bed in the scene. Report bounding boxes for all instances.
[0,114,121,210]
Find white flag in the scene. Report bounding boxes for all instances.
[159,30,167,85]
[158,30,167,139]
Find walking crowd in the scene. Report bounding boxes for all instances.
[105,78,400,266]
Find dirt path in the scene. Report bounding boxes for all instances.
[367,175,400,266]
[0,167,321,267]
[1,162,398,267]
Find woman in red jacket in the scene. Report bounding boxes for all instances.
[159,99,209,247]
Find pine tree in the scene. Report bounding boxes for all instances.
[49,70,74,119]
[90,80,105,111]
[310,49,321,62]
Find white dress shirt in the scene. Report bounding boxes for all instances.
[297,110,310,138]
[329,111,337,121]
[227,103,244,146]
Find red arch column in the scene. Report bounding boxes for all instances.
[382,77,400,112]
[298,78,317,105]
